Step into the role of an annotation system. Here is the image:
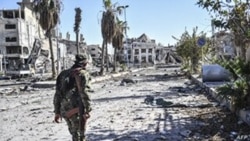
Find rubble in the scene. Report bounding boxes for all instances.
[1,67,250,141]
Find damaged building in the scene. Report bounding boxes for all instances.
[118,33,181,67]
[118,33,156,67]
[155,45,182,65]
[0,0,68,77]
[0,0,46,76]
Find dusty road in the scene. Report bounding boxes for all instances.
[1,67,250,141]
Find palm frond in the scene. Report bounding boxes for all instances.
[74,7,82,33]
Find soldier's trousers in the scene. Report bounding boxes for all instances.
[64,114,86,141]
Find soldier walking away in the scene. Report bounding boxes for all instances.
[53,53,92,141]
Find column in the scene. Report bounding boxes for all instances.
[0,55,2,72]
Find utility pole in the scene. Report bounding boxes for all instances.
[56,24,61,75]
[123,5,129,36]
[120,5,129,68]
[3,52,6,76]
[211,20,218,59]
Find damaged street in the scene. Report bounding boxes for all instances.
[1,67,250,141]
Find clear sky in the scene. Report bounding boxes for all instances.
[0,0,212,46]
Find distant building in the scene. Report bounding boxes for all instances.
[87,44,101,61]
[58,33,91,69]
[213,31,236,59]
[155,45,181,64]
[59,37,87,55]
[0,0,66,76]
[119,33,156,67]
[0,0,44,75]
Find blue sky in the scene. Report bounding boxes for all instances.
[0,0,212,46]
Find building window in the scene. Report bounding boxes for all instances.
[23,47,29,55]
[91,48,95,51]
[5,37,17,42]
[128,49,131,54]
[156,50,160,54]
[141,49,146,53]
[135,49,139,55]
[142,56,146,63]
[149,49,152,53]
[3,10,25,19]
[6,46,21,54]
[134,56,139,63]
[149,55,153,62]
[3,11,14,18]
[91,54,96,57]
[5,24,16,29]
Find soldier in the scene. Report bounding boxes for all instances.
[53,53,92,141]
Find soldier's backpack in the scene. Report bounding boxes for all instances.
[56,69,76,94]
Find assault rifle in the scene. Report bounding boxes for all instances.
[74,71,87,141]
[65,69,88,141]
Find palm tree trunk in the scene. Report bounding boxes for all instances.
[240,46,246,61]
[113,47,117,72]
[106,42,109,72]
[76,32,79,54]
[100,40,105,75]
[48,30,56,79]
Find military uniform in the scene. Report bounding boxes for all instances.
[53,54,92,141]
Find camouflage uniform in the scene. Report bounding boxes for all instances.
[53,54,92,141]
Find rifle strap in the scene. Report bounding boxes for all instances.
[72,68,90,116]
[73,68,83,95]
[72,68,86,140]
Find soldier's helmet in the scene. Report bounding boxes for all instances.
[75,53,88,64]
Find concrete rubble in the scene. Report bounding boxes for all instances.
[0,66,250,141]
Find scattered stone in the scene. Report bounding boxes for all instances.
[4,88,20,95]
[120,82,126,86]
[155,98,173,107]
[0,108,7,112]
[90,71,100,77]
[20,85,29,91]
[133,117,144,120]
[144,95,154,105]
[114,135,139,141]
[30,108,41,111]
[0,76,11,80]
[179,130,191,137]
[152,135,167,141]
[121,78,137,84]
[194,103,214,108]
[30,77,41,83]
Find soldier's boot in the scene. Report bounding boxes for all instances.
[72,136,78,141]
[79,133,86,141]
[72,133,78,141]
[72,134,86,141]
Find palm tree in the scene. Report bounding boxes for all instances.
[197,0,250,61]
[74,7,82,55]
[100,0,116,75]
[33,0,61,79]
[175,27,205,73]
[112,19,125,72]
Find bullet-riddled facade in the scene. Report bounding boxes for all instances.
[0,0,44,75]
[120,33,156,67]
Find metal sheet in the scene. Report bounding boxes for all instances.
[202,64,231,82]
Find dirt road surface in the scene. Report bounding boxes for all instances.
[1,67,250,141]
